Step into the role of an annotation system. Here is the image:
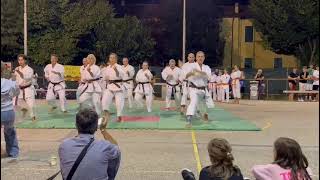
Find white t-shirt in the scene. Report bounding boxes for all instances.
[313,70,319,85]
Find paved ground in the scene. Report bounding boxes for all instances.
[1,100,319,180]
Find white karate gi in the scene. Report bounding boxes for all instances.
[44,63,67,112]
[231,70,241,99]
[216,76,222,101]
[208,73,217,101]
[14,65,36,118]
[161,66,182,108]
[101,64,126,117]
[179,62,195,106]
[185,63,214,116]
[134,69,153,112]
[76,65,87,101]
[78,64,102,115]
[221,74,231,102]
[122,64,135,108]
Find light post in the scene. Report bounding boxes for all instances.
[24,0,27,55]
[182,0,186,63]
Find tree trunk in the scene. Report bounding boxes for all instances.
[308,38,317,65]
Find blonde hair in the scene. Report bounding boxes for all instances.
[87,54,96,64]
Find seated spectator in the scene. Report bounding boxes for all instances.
[288,68,299,100]
[59,108,121,180]
[252,137,312,180]
[1,61,20,159]
[182,138,244,180]
[298,66,309,102]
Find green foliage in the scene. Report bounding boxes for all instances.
[250,0,319,66]
[1,0,23,60]
[1,0,155,65]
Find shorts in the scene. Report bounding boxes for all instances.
[305,83,313,91]
[299,83,306,91]
[313,85,319,91]
[289,83,296,90]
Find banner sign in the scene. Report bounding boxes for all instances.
[64,65,81,81]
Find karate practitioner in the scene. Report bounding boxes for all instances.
[44,54,67,113]
[231,65,242,104]
[101,53,126,122]
[216,70,223,102]
[180,53,195,113]
[161,59,182,110]
[134,61,154,112]
[78,54,102,116]
[221,69,231,103]
[122,57,135,109]
[185,51,214,127]
[14,54,36,122]
[208,69,218,101]
[76,58,88,101]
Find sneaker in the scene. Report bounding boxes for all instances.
[181,168,196,180]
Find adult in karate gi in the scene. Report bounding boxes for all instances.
[14,54,36,122]
[122,57,135,109]
[161,59,182,110]
[231,65,242,104]
[134,61,154,112]
[78,54,102,116]
[76,58,88,101]
[179,53,195,113]
[101,53,126,122]
[44,54,67,113]
[185,51,214,127]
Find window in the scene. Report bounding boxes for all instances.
[244,58,253,69]
[274,58,283,69]
[245,26,253,42]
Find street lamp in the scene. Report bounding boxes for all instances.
[182,0,186,63]
[24,0,27,55]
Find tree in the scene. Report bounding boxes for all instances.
[1,0,23,60]
[1,0,155,65]
[250,0,319,66]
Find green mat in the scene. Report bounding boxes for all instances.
[16,101,260,131]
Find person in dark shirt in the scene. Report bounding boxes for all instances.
[182,138,244,180]
[287,68,299,100]
[298,66,309,102]
[255,69,265,100]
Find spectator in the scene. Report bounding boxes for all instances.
[312,65,319,101]
[59,108,121,180]
[252,137,312,180]
[288,68,299,100]
[298,66,309,102]
[1,61,20,159]
[182,138,244,180]
[254,69,265,100]
[306,65,314,101]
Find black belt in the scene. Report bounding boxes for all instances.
[49,81,64,95]
[108,79,122,89]
[79,78,100,97]
[123,78,133,83]
[138,82,150,97]
[189,82,206,91]
[166,82,179,96]
[15,84,32,105]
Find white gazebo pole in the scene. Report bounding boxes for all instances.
[182,0,186,63]
[24,0,27,55]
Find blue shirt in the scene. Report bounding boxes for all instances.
[1,78,19,112]
[59,134,121,180]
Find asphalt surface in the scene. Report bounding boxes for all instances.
[1,100,319,180]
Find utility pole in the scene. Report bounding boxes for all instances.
[24,0,27,55]
[182,0,186,63]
